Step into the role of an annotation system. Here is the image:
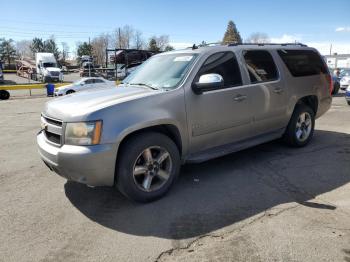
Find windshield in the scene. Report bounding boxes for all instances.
[123,53,198,90]
[73,79,85,85]
[43,62,57,68]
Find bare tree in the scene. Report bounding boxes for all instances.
[114,25,134,49]
[61,42,69,63]
[122,25,133,49]
[246,32,270,44]
[91,34,110,66]
[16,40,32,58]
[155,35,169,51]
[133,30,145,50]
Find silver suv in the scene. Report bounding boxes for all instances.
[37,44,332,202]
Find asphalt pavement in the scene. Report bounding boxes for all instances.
[0,94,349,262]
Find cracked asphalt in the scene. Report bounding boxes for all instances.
[0,95,349,262]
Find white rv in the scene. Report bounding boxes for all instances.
[35,53,63,82]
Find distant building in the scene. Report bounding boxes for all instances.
[324,54,350,69]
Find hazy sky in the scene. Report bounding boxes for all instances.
[1,0,350,55]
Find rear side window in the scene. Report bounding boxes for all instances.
[277,49,327,77]
[243,50,278,83]
[198,52,242,88]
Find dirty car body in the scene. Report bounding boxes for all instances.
[37,44,332,201]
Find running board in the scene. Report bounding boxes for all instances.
[185,129,284,163]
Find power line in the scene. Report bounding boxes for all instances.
[0,26,106,34]
[0,18,114,30]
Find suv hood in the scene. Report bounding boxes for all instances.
[44,85,159,120]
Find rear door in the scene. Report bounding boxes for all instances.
[242,50,288,135]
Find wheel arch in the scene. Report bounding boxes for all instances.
[296,95,318,115]
[114,123,184,184]
[66,89,75,94]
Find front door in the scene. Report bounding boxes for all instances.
[185,51,255,154]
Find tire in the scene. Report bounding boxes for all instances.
[347,101,350,106]
[0,90,10,100]
[116,132,180,202]
[283,103,315,147]
[66,90,75,95]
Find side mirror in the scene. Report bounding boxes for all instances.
[192,73,224,94]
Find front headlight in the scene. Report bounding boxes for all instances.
[65,121,102,145]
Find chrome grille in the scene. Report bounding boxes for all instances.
[41,115,63,145]
[50,71,60,77]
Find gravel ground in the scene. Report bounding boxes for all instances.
[0,94,349,262]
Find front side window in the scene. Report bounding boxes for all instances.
[84,79,94,85]
[123,53,198,90]
[243,50,278,83]
[196,52,242,88]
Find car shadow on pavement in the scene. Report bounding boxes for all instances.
[64,130,350,240]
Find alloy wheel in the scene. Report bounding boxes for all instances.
[132,146,173,192]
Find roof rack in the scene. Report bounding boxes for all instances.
[227,43,308,47]
[189,42,308,50]
[190,42,222,50]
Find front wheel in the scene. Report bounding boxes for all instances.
[116,132,180,202]
[283,104,315,147]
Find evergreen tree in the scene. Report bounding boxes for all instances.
[77,42,93,57]
[222,20,242,44]
[164,45,174,51]
[0,39,17,65]
[44,38,60,60]
[148,38,160,52]
[30,38,45,54]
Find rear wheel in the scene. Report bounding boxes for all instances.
[347,101,350,106]
[0,90,10,100]
[283,103,315,147]
[116,132,180,202]
[66,90,75,95]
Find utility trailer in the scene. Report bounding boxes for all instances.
[16,57,37,80]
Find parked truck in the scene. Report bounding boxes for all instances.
[35,53,63,83]
[16,53,63,83]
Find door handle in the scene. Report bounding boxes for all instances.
[233,95,247,102]
[273,88,284,94]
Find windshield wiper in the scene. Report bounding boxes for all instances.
[127,82,159,90]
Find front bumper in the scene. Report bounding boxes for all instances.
[54,91,64,96]
[37,131,117,186]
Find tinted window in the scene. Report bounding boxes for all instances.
[198,52,242,88]
[85,79,94,84]
[243,50,278,83]
[278,49,327,77]
[94,79,104,83]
